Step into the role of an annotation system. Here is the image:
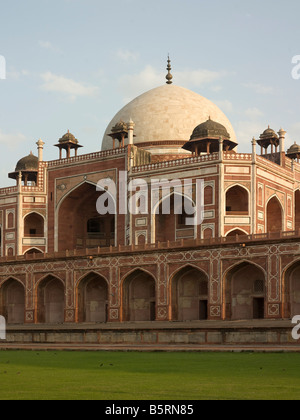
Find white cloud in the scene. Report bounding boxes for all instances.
[116,49,139,62]
[118,65,227,103]
[176,69,224,87]
[6,68,29,80]
[118,65,163,103]
[210,85,223,92]
[244,107,264,119]
[234,120,266,147]
[285,122,300,147]
[233,107,266,149]
[39,40,61,53]
[0,130,27,150]
[214,99,233,114]
[243,82,275,95]
[40,72,99,101]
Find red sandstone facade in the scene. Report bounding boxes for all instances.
[1,83,300,328]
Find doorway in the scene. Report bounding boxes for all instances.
[253,298,264,319]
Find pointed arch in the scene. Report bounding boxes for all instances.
[266,195,283,233]
[223,259,267,279]
[0,277,25,324]
[152,191,196,244]
[24,247,44,255]
[226,228,249,237]
[0,276,25,288]
[170,265,208,321]
[36,273,65,289]
[170,263,209,281]
[76,271,108,323]
[122,268,156,322]
[76,270,109,288]
[36,274,65,323]
[56,181,116,252]
[23,212,45,237]
[56,180,98,209]
[223,261,266,320]
[295,189,300,231]
[121,267,157,286]
[282,259,300,318]
[225,184,249,215]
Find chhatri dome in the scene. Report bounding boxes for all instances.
[101,58,237,155]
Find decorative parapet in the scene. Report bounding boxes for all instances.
[0,186,18,196]
[47,147,126,168]
[131,152,257,174]
[131,153,219,174]
[223,153,252,161]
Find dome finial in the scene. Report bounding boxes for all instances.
[166,55,173,85]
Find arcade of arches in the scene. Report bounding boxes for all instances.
[0,255,299,324]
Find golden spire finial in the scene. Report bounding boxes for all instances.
[166,55,173,85]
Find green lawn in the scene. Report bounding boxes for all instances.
[0,351,299,400]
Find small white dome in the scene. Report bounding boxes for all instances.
[101,84,236,154]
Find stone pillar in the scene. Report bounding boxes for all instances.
[266,251,282,319]
[218,148,224,237]
[206,141,211,155]
[65,270,76,323]
[108,266,121,322]
[25,272,35,324]
[251,137,257,234]
[209,250,222,320]
[17,171,23,256]
[278,128,287,167]
[36,138,45,162]
[278,128,286,153]
[128,119,135,145]
[219,136,223,161]
[252,137,257,162]
[157,259,169,321]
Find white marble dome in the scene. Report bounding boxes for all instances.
[101,84,237,155]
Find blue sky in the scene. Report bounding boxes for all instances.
[0,0,300,185]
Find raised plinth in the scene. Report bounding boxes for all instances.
[1,320,298,351]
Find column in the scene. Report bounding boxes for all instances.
[157,257,169,321]
[36,138,45,162]
[219,136,223,161]
[251,138,257,234]
[206,142,211,155]
[17,172,23,256]
[128,119,135,145]
[278,128,287,167]
[218,144,224,237]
